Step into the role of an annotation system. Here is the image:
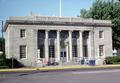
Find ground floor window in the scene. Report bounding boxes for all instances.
[83,45,88,57]
[20,45,26,59]
[72,45,77,57]
[99,45,104,56]
[39,45,44,58]
[49,45,55,58]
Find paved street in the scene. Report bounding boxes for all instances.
[0,69,120,83]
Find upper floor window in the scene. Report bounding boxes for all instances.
[99,31,104,39]
[20,45,27,59]
[20,29,26,38]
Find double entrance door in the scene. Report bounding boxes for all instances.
[60,48,67,63]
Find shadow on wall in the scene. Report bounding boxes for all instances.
[0,54,24,68]
[6,58,24,68]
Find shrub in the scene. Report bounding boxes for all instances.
[0,54,24,68]
[0,54,7,66]
[105,56,120,64]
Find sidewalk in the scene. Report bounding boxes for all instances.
[0,64,120,73]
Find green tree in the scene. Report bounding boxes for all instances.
[0,37,5,53]
[0,54,6,66]
[80,0,120,49]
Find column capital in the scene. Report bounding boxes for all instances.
[91,30,94,33]
[88,30,94,35]
[57,30,61,32]
[33,29,38,32]
[45,30,50,32]
[69,30,73,32]
[79,30,84,33]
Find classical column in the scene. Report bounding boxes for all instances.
[78,31,83,59]
[91,30,95,60]
[56,30,60,62]
[69,30,72,61]
[88,31,92,60]
[45,30,49,61]
[66,44,69,62]
[37,49,41,63]
[37,49,40,59]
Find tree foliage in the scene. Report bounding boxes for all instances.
[80,0,120,49]
[0,53,24,68]
[0,54,7,66]
[0,37,5,53]
[105,56,120,64]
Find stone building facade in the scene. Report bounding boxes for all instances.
[4,16,113,67]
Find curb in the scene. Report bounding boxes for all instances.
[0,65,120,73]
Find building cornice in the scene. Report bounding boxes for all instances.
[3,16,112,32]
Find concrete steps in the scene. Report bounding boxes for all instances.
[60,61,80,66]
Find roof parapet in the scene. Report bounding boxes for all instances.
[3,16,112,32]
[8,16,111,24]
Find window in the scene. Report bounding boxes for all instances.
[99,45,104,56]
[72,45,77,57]
[83,45,88,57]
[38,45,44,58]
[20,45,26,59]
[20,29,26,38]
[49,45,55,58]
[99,31,104,38]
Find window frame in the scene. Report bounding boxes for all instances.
[20,29,26,38]
[99,31,104,39]
[20,45,27,59]
[99,45,104,57]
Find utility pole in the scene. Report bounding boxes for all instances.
[60,0,62,17]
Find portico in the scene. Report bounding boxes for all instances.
[37,29,93,64]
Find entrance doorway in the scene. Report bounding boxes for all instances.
[60,49,67,63]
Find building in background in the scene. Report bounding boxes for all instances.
[3,16,113,67]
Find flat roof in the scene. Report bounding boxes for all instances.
[4,16,112,32]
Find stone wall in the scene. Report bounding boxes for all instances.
[4,16,112,67]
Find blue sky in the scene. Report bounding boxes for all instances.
[0,0,94,20]
[0,0,94,36]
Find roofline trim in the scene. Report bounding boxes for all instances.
[3,20,112,32]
